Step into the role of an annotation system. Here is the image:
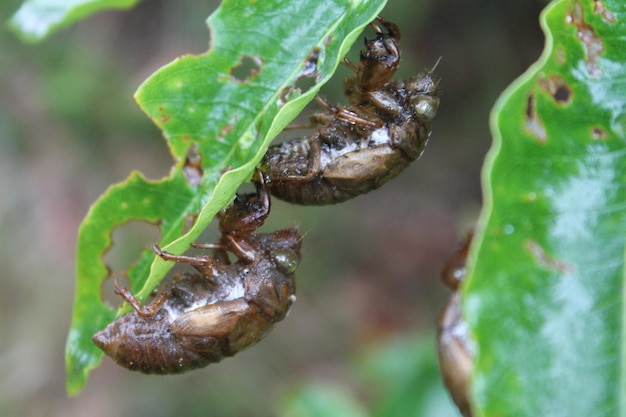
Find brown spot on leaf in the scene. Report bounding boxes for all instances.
[566,1,604,78]
[555,46,567,65]
[324,35,334,47]
[591,126,609,140]
[593,0,616,23]
[183,145,203,187]
[301,47,321,79]
[219,123,234,139]
[294,47,321,94]
[278,47,323,106]
[539,75,572,104]
[230,55,263,83]
[524,93,547,142]
[526,240,574,273]
[160,114,171,122]
[220,165,233,176]
[522,191,538,203]
[277,86,296,106]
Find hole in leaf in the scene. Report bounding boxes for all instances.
[553,85,571,103]
[104,221,161,274]
[102,220,161,305]
[301,47,321,78]
[277,86,297,106]
[277,47,322,106]
[294,47,321,94]
[230,55,263,83]
[100,276,122,308]
[294,77,317,95]
[539,75,572,104]
[591,126,608,140]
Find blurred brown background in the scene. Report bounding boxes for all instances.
[0,0,545,415]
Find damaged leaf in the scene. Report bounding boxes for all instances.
[466,0,626,415]
[66,0,387,395]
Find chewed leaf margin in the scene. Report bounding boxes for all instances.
[66,0,388,396]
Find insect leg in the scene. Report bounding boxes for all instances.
[114,279,169,318]
[314,96,382,128]
[153,244,219,276]
[372,16,400,41]
[222,234,258,264]
[342,58,359,73]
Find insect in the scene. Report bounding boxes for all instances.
[93,179,302,374]
[437,233,474,417]
[260,17,440,205]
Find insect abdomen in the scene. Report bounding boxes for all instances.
[93,313,225,374]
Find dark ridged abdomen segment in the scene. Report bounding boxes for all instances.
[261,136,415,205]
[93,312,226,374]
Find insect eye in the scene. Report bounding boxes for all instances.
[273,249,300,274]
[413,96,439,121]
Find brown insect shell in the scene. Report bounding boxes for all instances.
[437,232,475,417]
[261,70,439,205]
[437,293,474,417]
[218,178,269,236]
[357,19,400,91]
[93,228,301,374]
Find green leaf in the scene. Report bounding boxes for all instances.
[466,0,626,415]
[8,0,139,43]
[65,0,387,396]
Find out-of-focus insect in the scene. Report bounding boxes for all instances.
[93,179,302,374]
[437,233,475,417]
[260,17,440,205]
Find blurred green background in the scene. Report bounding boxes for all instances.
[0,0,546,415]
